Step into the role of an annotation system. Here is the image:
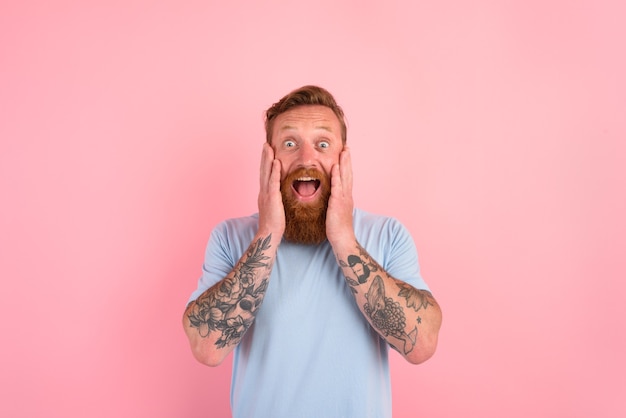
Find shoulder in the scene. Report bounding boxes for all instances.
[353,208,408,237]
[208,213,259,250]
[353,207,417,260]
[215,213,259,232]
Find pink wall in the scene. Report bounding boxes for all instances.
[1,1,624,417]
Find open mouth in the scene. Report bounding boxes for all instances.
[292,176,321,198]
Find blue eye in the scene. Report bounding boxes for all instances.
[284,140,296,148]
[319,141,330,149]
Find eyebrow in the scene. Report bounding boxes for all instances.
[279,124,334,133]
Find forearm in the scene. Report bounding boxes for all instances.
[183,232,280,366]
[335,240,442,364]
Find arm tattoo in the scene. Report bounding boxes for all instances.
[397,283,437,312]
[187,235,272,348]
[340,254,371,285]
[339,244,381,288]
[364,275,417,355]
[340,245,438,355]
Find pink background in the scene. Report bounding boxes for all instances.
[1,1,625,417]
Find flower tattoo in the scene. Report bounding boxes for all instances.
[187,235,272,348]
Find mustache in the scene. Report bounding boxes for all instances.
[281,167,329,191]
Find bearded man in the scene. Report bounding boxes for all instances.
[183,85,442,418]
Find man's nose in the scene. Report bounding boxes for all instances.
[296,142,317,167]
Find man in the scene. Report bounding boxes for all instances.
[183,85,442,417]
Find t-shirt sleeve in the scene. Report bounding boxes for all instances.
[186,223,237,305]
[382,218,430,292]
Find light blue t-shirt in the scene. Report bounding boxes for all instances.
[188,208,429,418]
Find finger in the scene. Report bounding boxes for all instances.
[331,162,342,196]
[269,158,281,193]
[260,143,274,190]
[340,147,353,195]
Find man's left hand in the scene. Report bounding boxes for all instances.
[326,147,356,248]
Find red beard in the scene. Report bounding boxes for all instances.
[281,167,331,245]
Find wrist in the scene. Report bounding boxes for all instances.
[328,231,358,256]
[255,226,284,243]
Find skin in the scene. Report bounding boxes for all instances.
[183,105,442,366]
[271,106,354,246]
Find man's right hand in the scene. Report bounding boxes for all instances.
[258,143,285,237]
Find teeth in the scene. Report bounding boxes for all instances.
[296,177,316,181]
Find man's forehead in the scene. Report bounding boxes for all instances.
[274,106,340,132]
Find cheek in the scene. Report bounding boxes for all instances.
[321,157,339,176]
